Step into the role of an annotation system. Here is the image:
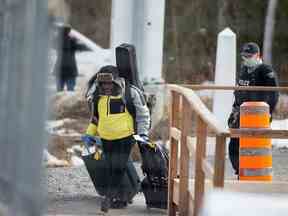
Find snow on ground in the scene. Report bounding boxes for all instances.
[46,118,78,132]
[46,119,81,137]
[271,119,288,148]
[43,149,69,167]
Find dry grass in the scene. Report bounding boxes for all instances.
[48,135,81,161]
[49,92,90,120]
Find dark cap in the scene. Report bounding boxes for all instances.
[240,42,260,57]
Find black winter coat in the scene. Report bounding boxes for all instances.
[233,64,279,113]
[228,64,279,128]
[54,33,85,78]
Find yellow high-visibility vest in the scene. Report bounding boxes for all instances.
[95,95,134,140]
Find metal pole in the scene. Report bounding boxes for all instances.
[0,0,49,215]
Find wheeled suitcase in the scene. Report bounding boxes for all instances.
[115,43,144,91]
[141,176,168,209]
[82,151,140,202]
[138,142,169,209]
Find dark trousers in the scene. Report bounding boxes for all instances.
[101,136,134,199]
[56,76,76,91]
[228,137,239,174]
[228,113,273,175]
[228,109,240,175]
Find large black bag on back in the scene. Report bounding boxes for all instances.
[139,143,169,209]
[86,43,143,100]
[115,43,156,117]
[82,152,140,202]
[116,43,144,91]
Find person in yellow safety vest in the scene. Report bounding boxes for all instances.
[82,65,151,213]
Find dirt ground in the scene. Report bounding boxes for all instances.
[46,162,167,216]
[46,149,288,216]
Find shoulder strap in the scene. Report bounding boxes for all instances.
[91,84,138,122]
[85,73,98,99]
[91,90,100,121]
[124,83,136,120]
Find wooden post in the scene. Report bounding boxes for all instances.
[174,92,181,128]
[213,135,226,187]
[168,91,180,216]
[194,116,207,216]
[178,98,191,216]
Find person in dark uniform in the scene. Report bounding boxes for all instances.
[53,23,86,91]
[228,42,279,175]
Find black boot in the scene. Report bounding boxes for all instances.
[110,199,127,209]
[101,196,110,213]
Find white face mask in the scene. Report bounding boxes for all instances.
[242,56,262,67]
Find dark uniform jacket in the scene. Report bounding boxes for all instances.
[228,64,279,128]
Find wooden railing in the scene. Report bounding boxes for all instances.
[168,84,288,216]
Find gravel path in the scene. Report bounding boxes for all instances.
[46,149,288,215]
[46,163,167,215]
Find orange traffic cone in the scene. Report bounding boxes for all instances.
[239,102,272,181]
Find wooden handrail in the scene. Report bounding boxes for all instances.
[169,84,229,135]
[230,128,288,138]
[168,84,288,216]
[180,84,288,91]
[168,84,229,216]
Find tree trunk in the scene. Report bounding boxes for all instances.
[263,0,278,65]
[217,0,228,31]
[170,0,181,81]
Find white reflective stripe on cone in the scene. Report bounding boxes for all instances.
[239,148,272,156]
[240,106,269,114]
[240,167,272,176]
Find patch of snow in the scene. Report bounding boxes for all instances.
[50,128,81,137]
[202,190,288,216]
[43,149,57,162]
[45,119,78,134]
[67,145,85,167]
[70,29,112,81]
[70,155,84,167]
[43,149,69,167]
[271,119,288,130]
[196,80,214,98]
[271,119,288,148]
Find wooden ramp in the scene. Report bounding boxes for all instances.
[202,189,288,216]
[168,84,288,216]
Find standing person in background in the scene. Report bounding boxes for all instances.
[53,23,86,91]
[228,42,279,175]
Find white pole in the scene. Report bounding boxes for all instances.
[109,0,166,126]
[213,28,236,127]
[110,0,165,83]
[110,0,134,64]
[138,0,165,83]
